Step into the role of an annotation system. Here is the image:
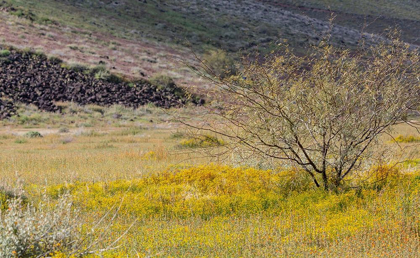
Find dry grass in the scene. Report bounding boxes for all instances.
[0,109,419,257]
[0,130,210,186]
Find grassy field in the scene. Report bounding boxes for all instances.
[0,104,419,257]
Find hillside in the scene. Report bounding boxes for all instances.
[0,0,419,108]
[1,0,419,92]
[262,0,420,46]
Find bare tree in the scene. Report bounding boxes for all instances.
[195,36,420,190]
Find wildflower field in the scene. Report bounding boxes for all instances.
[0,106,419,257]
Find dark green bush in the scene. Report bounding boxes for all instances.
[0,50,10,57]
[24,131,43,138]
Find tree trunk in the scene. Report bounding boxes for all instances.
[313,178,320,188]
[322,170,329,191]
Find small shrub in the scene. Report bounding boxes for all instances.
[65,63,87,73]
[362,164,403,190]
[393,135,420,143]
[14,139,27,144]
[48,56,62,65]
[11,8,36,21]
[78,122,93,128]
[67,45,79,51]
[89,105,105,115]
[149,74,186,97]
[60,137,74,144]
[24,131,43,138]
[202,49,237,79]
[0,134,13,140]
[179,134,225,148]
[107,73,124,84]
[77,130,103,137]
[58,127,70,133]
[0,188,27,211]
[17,113,45,125]
[90,65,124,83]
[112,127,145,136]
[170,131,186,139]
[92,65,110,80]
[0,50,10,57]
[141,146,168,161]
[94,142,115,149]
[38,17,55,25]
[150,74,175,90]
[0,194,81,257]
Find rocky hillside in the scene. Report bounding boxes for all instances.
[0,0,418,113]
[0,48,200,118]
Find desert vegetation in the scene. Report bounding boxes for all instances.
[0,113,419,256]
[1,43,420,255]
[0,0,420,257]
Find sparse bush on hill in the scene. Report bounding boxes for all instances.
[198,34,420,190]
[150,74,174,90]
[91,64,109,80]
[149,73,188,99]
[202,49,237,79]
[63,63,87,73]
[0,50,10,57]
[9,8,36,22]
[91,65,125,83]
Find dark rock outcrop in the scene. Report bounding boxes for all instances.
[0,49,200,116]
[0,98,16,119]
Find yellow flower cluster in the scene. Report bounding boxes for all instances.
[393,135,420,143]
[47,165,286,218]
[43,164,420,256]
[46,164,419,219]
[178,135,225,148]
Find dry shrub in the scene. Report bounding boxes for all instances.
[197,32,420,190]
[0,194,81,257]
